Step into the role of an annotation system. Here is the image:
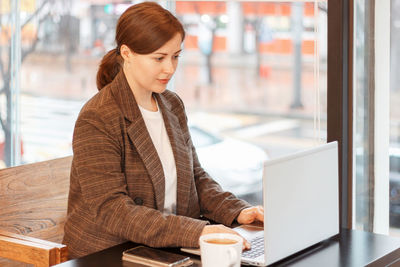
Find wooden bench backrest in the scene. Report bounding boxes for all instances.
[0,156,72,243]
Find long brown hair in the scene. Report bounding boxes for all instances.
[96,2,185,90]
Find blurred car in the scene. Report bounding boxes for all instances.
[189,125,268,202]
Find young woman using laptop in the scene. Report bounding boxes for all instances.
[62,2,263,258]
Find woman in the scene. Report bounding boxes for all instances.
[63,1,263,258]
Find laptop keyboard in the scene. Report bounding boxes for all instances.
[242,235,264,258]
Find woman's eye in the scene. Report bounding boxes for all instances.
[156,57,163,61]
[174,55,180,59]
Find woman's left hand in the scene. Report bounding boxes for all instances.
[237,206,264,224]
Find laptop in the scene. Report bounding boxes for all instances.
[182,141,339,266]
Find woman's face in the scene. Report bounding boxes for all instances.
[122,33,182,96]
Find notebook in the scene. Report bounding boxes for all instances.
[182,141,339,266]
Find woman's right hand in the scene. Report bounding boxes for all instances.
[200,224,251,250]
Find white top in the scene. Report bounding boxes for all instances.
[138,103,177,214]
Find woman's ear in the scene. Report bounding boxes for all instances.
[120,44,133,62]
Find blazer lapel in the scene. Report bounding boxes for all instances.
[156,94,192,216]
[111,71,165,212]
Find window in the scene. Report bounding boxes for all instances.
[353,0,398,235]
[3,1,327,206]
[391,0,400,235]
[173,1,327,204]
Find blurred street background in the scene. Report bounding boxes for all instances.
[19,49,326,162]
[2,0,400,234]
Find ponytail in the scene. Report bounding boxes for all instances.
[96,48,123,90]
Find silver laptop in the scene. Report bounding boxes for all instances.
[182,141,339,266]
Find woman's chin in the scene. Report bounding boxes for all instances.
[153,84,168,93]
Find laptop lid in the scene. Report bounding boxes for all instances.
[263,141,339,265]
[182,142,339,266]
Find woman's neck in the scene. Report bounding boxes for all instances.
[138,94,157,112]
[123,68,158,112]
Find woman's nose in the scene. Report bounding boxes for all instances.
[163,60,175,74]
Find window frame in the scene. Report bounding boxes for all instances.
[327,0,354,229]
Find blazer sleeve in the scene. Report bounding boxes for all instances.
[72,107,208,248]
[174,95,252,226]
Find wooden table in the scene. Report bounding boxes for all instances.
[55,229,400,267]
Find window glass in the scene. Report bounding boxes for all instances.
[19,0,95,163]
[5,0,327,206]
[390,0,400,235]
[174,1,327,204]
[354,0,396,235]
[0,0,22,167]
[354,0,374,233]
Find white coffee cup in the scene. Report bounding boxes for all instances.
[199,233,243,267]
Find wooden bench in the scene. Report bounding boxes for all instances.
[0,156,72,266]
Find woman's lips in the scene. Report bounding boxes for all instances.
[158,79,169,84]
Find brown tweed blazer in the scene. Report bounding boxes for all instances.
[62,70,251,258]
